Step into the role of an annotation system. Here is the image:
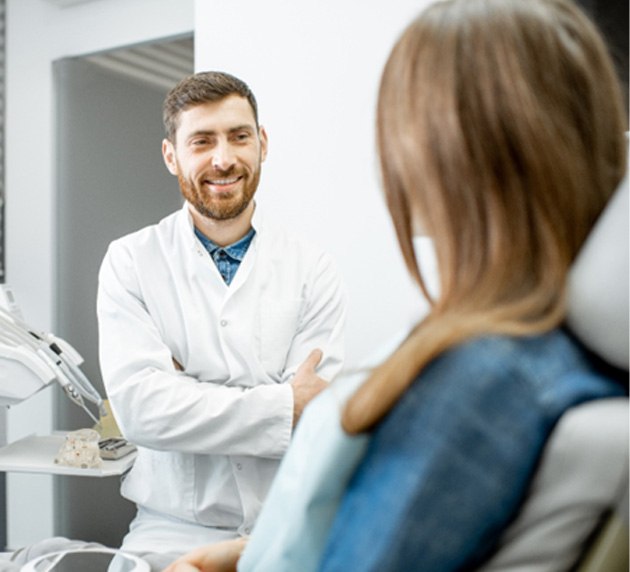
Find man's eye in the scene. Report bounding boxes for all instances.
[233,132,250,142]
[192,139,209,146]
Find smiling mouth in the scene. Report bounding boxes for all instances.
[205,176,242,187]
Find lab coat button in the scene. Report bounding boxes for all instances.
[220,319,228,327]
[236,463,243,470]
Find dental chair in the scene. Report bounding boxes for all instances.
[479,166,629,571]
[568,165,629,572]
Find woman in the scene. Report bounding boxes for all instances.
[166,0,628,570]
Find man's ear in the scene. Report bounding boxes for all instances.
[259,126,269,162]
[162,138,178,175]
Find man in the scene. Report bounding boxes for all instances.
[96,71,346,557]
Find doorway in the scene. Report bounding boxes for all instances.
[53,34,193,546]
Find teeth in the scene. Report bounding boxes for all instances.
[208,177,239,185]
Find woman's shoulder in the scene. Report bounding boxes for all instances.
[432,329,609,383]
[399,329,626,423]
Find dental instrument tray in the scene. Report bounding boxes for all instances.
[98,437,136,460]
[0,432,136,477]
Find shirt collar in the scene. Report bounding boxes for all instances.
[194,226,256,261]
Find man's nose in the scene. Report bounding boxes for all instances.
[211,141,236,172]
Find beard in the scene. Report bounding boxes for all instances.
[177,164,261,221]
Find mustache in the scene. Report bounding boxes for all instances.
[202,166,239,179]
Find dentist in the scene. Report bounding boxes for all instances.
[96,71,346,559]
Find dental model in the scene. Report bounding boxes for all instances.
[54,428,103,469]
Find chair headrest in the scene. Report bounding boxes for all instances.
[567,162,629,371]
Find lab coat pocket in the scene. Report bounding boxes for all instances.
[257,299,301,377]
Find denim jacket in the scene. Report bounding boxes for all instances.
[319,328,627,571]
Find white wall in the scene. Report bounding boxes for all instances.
[5,0,193,548]
[194,1,432,368]
[4,0,432,550]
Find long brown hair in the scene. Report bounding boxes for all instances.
[343,0,627,434]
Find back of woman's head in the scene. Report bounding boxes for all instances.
[379,0,626,317]
[344,0,627,433]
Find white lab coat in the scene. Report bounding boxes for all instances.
[97,202,346,553]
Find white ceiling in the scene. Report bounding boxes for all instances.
[85,36,194,92]
[42,0,194,91]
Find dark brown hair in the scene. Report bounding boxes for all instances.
[162,71,259,142]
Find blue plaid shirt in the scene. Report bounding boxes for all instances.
[194,227,256,285]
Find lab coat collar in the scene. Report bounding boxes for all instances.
[179,200,264,251]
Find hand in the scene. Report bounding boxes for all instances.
[163,537,247,572]
[290,349,328,427]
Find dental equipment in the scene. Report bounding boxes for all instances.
[0,285,106,424]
